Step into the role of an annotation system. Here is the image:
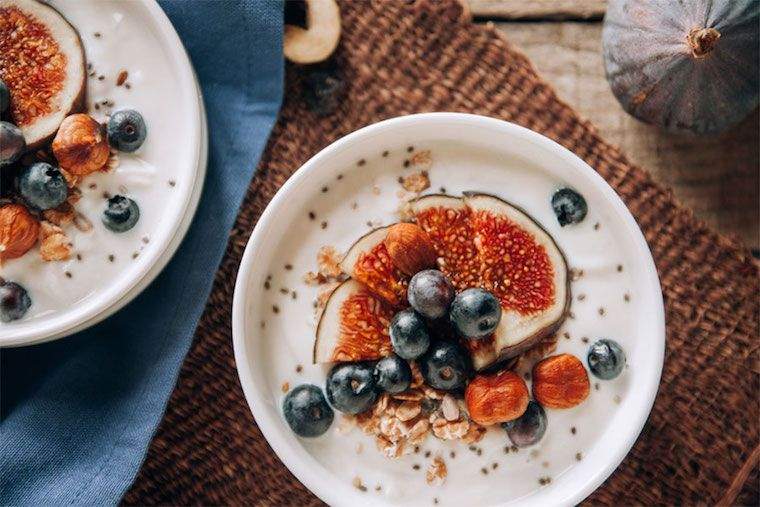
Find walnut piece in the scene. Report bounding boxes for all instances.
[399,171,430,193]
[426,456,447,486]
[0,203,39,261]
[52,114,110,176]
[39,221,71,261]
[316,245,343,278]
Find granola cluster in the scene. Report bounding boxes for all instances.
[339,362,486,465]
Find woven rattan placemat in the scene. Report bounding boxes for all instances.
[123,1,759,504]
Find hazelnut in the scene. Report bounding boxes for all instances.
[52,114,110,176]
[0,204,40,261]
[465,370,529,425]
[384,223,437,276]
[532,354,590,409]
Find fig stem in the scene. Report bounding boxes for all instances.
[687,27,720,58]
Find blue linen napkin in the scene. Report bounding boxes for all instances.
[0,1,283,503]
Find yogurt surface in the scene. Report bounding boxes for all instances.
[1,0,200,337]
[246,137,648,506]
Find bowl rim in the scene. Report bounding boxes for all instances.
[232,112,665,506]
[0,0,204,347]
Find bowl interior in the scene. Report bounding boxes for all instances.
[1,0,201,345]
[233,113,664,506]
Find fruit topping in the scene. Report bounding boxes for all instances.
[340,226,408,306]
[302,67,344,117]
[107,109,147,152]
[52,114,110,176]
[587,339,626,380]
[407,269,454,319]
[102,195,140,233]
[0,121,25,167]
[314,279,394,363]
[502,400,547,447]
[551,188,587,227]
[411,193,569,369]
[0,78,8,113]
[373,354,412,394]
[465,370,529,425]
[384,222,437,276]
[325,362,378,414]
[19,162,68,210]
[419,340,472,392]
[412,194,480,290]
[389,308,431,360]
[0,280,31,322]
[532,354,590,409]
[0,203,39,261]
[0,0,86,149]
[449,288,501,339]
[282,384,334,437]
[284,0,341,64]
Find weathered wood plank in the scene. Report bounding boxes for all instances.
[488,21,759,248]
[468,0,606,20]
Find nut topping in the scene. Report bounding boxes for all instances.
[39,221,71,261]
[52,114,110,176]
[384,223,437,276]
[465,370,529,425]
[532,353,590,409]
[0,204,39,261]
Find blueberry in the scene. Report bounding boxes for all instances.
[0,121,25,167]
[302,69,344,116]
[390,309,431,360]
[551,187,587,226]
[502,400,547,448]
[374,355,412,394]
[0,281,32,323]
[0,79,9,114]
[18,162,68,210]
[449,288,501,338]
[587,339,626,380]
[408,269,455,319]
[326,362,378,414]
[102,195,140,232]
[419,340,471,391]
[282,384,334,437]
[107,109,147,152]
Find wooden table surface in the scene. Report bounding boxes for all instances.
[469,0,759,249]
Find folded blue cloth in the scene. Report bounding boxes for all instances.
[0,1,283,504]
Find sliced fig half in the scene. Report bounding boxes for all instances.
[410,193,570,370]
[313,279,394,363]
[464,192,570,360]
[339,225,408,307]
[0,0,86,149]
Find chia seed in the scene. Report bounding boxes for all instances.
[321,186,328,193]
[357,159,366,166]
[480,467,488,475]
[571,426,577,435]
[403,159,410,168]
[594,222,600,230]
[285,263,293,270]
[624,293,631,302]
[168,180,176,187]
[581,337,589,344]
[296,365,303,373]
[578,294,586,301]
[382,150,389,157]
[64,271,72,278]
[407,146,414,153]
[598,307,606,316]
[308,211,316,220]
[320,221,328,229]
[108,254,115,262]
[272,305,280,314]
[617,264,623,272]
[412,464,420,470]
[575,452,583,461]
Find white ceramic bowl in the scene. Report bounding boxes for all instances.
[0,0,206,347]
[232,113,664,506]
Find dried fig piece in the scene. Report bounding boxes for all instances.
[0,203,39,261]
[532,353,590,409]
[52,114,110,176]
[465,369,529,425]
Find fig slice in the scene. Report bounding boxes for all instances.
[464,192,569,360]
[0,0,86,150]
[284,0,341,64]
[410,193,570,370]
[313,279,394,364]
[339,225,408,307]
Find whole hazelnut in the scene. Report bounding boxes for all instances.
[0,203,40,261]
[52,114,110,176]
[532,353,590,409]
[465,370,529,425]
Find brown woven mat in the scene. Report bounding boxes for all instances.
[123,1,759,505]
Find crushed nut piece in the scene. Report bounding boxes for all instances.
[399,170,430,193]
[440,394,459,421]
[317,245,342,278]
[425,456,447,486]
[409,150,432,170]
[431,417,469,440]
[396,400,422,422]
[39,221,71,261]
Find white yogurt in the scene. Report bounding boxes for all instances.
[1,1,198,329]
[254,142,641,505]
